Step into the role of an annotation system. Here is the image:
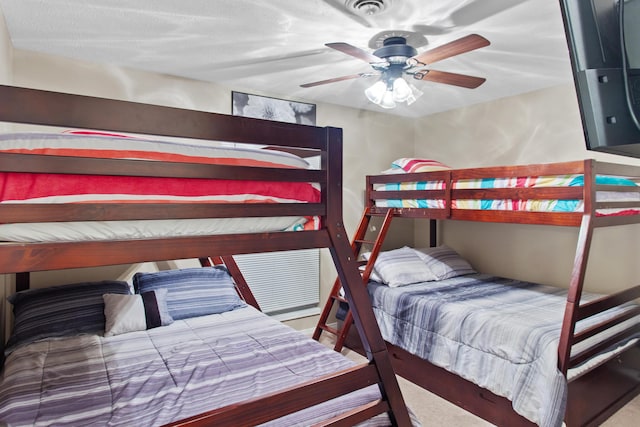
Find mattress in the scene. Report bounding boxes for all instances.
[0,132,321,242]
[366,274,640,427]
[0,305,417,427]
[373,173,640,216]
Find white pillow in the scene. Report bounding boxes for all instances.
[413,245,476,280]
[365,246,438,287]
[103,289,173,336]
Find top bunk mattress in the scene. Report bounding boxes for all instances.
[0,132,321,242]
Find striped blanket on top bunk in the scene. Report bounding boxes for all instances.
[374,158,640,215]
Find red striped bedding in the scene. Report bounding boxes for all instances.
[0,132,320,241]
[2,131,308,168]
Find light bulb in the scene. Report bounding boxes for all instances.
[392,78,412,102]
[364,80,387,104]
[379,89,397,109]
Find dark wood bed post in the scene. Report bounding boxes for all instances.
[429,219,437,247]
[558,215,594,375]
[15,272,30,292]
[559,159,595,374]
[323,127,412,426]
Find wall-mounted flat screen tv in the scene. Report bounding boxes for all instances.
[559,0,640,158]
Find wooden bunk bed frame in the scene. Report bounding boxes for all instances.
[342,160,640,426]
[0,84,413,426]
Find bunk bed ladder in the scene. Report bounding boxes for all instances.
[313,207,395,352]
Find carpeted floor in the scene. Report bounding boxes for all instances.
[318,336,640,426]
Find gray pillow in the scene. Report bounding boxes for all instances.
[365,246,438,287]
[6,280,131,353]
[413,245,476,280]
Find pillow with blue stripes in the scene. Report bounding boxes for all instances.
[133,267,246,320]
[6,280,131,354]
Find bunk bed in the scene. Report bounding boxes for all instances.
[340,159,640,427]
[0,85,416,426]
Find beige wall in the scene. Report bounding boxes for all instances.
[414,84,640,293]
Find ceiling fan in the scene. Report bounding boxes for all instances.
[300,34,490,108]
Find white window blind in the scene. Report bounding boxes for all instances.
[233,249,320,315]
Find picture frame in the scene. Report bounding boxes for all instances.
[232,91,316,125]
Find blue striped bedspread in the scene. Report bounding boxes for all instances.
[367,274,640,427]
[0,306,419,427]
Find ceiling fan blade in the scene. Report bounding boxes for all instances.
[414,69,486,89]
[409,34,490,66]
[325,42,387,64]
[300,73,369,88]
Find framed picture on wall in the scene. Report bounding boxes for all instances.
[232,91,316,125]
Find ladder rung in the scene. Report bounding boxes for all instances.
[318,324,340,335]
[355,239,376,245]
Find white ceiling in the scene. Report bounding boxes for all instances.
[0,0,575,118]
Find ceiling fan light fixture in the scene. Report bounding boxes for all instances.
[365,75,416,108]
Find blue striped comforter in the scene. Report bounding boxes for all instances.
[367,274,640,427]
[0,306,414,426]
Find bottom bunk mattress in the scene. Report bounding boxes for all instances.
[0,305,415,426]
[366,274,640,427]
